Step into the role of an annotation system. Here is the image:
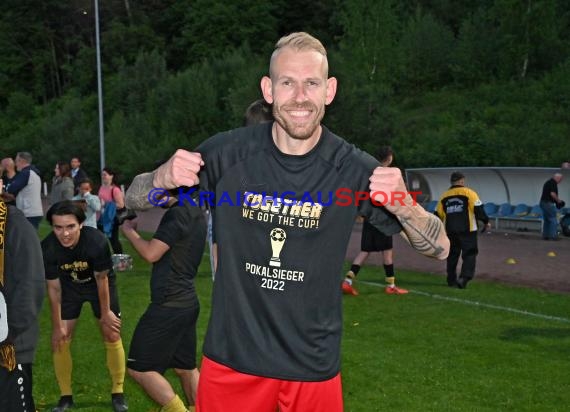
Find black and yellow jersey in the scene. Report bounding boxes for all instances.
[435,185,489,234]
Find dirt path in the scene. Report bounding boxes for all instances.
[345,222,570,294]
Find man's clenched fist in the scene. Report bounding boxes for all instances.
[152,149,204,189]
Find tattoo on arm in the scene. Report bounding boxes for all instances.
[125,172,155,210]
[398,213,449,260]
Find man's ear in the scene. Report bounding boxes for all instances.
[260,76,274,104]
[325,77,338,105]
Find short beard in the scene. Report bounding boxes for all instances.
[272,103,324,140]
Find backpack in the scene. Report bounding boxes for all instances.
[99,200,117,238]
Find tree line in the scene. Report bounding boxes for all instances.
[1,0,569,184]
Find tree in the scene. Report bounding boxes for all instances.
[397,7,455,93]
[329,0,401,151]
[451,8,500,85]
[171,0,278,67]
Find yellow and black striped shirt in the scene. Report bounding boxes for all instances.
[435,185,489,234]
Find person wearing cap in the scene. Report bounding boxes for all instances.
[435,172,491,289]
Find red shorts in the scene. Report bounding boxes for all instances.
[197,356,344,412]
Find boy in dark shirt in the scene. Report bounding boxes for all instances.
[42,201,128,412]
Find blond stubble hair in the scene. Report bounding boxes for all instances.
[269,32,329,78]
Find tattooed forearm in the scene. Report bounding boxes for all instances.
[125,172,156,211]
[383,192,449,260]
[398,213,449,260]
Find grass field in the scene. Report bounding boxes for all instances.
[32,223,570,411]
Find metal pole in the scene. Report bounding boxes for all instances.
[94,0,105,171]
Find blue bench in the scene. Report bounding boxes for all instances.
[489,203,543,231]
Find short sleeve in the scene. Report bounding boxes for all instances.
[153,207,186,247]
[90,229,114,272]
[41,235,60,280]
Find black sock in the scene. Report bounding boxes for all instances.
[350,264,361,275]
[59,395,73,404]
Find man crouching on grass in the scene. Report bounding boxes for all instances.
[42,200,128,412]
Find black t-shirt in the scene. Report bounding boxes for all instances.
[151,203,206,307]
[541,178,558,202]
[42,226,114,288]
[197,122,402,381]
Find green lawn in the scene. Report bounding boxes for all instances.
[32,223,570,411]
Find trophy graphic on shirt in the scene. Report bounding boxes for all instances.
[269,228,287,267]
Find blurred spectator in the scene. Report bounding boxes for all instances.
[70,156,88,193]
[1,158,17,206]
[5,152,43,230]
[540,172,564,240]
[72,179,101,229]
[98,168,125,254]
[50,161,75,205]
[243,99,273,126]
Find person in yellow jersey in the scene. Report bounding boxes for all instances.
[435,172,491,289]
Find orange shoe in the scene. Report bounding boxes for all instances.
[385,285,408,295]
[342,280,359,296]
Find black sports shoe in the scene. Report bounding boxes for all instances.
[52,395,74,412]
[112,393,128,412]
[456,277,469,289]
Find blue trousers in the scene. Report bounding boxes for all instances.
[540,201,558,239]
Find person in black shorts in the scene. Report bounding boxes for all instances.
[121,191,206,412]
[343,146,408,295]
[41,201,128,412]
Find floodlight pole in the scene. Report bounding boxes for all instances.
[95,0,105,171]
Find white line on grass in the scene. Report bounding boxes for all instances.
[359,280,570,324]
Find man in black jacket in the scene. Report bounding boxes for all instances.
[70,156,88,194]
[0,198,46,412]
[436,172,491,289]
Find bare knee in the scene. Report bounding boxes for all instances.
[174,368,192,378]
[128,368,145,381]
[103,331,122,342]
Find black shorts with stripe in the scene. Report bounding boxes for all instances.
[127,302,200,373]
[61,276,121,320]
[361,220,393,252]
